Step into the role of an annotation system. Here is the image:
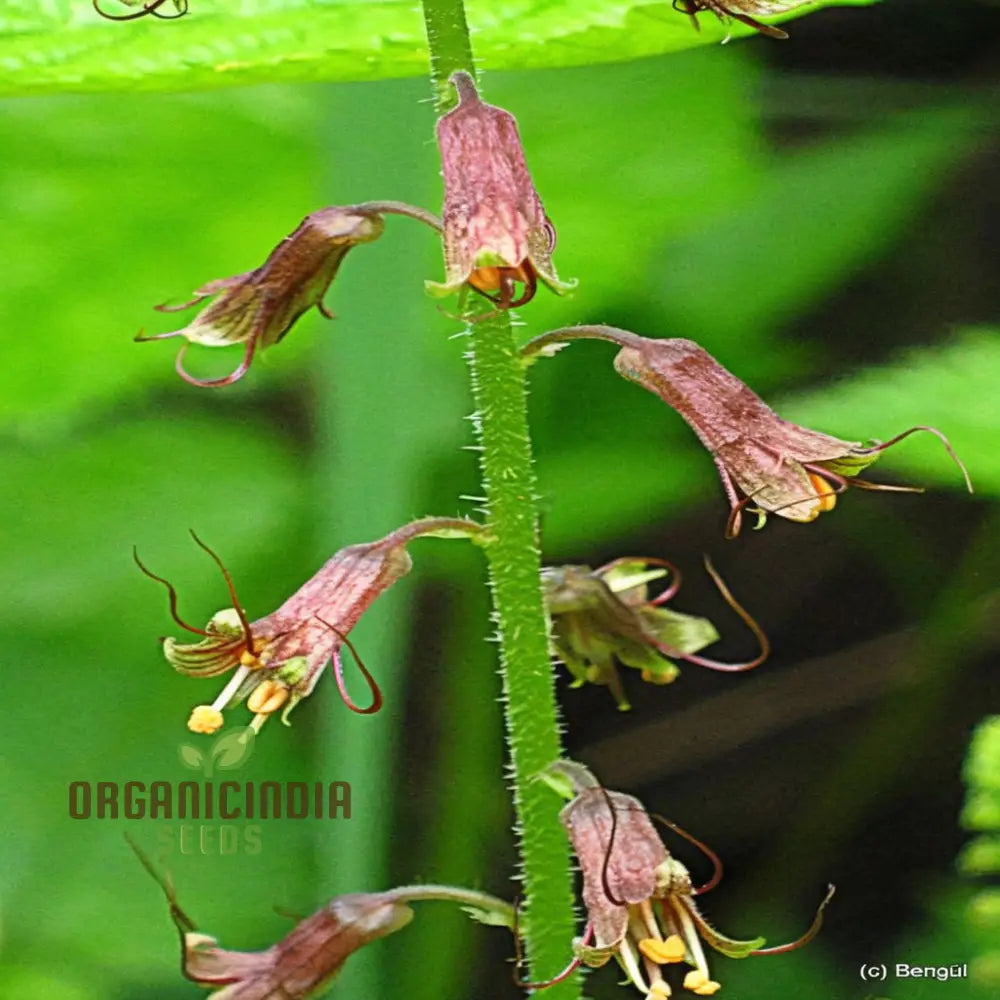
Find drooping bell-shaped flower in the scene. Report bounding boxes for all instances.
[521,326,972,538]
[129,836,514,1000]
[543,556,768,710]
[611,335,973,537]
[137,201,440,387]
[135,518,481,735]
[535,760,834,998]
[428,71,574,311]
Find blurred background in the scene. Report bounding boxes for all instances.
[2,0,1000,997]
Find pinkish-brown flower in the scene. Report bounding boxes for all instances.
[179,893,411,1000]
[137,202,439,387]
[538,760,834,998]
[129,836,514,1000]
[673,0,809,39]
[427,71,574,311]
[522,326,972,538]
[135,518,481,734]
[543,556,768,710]
[611,335,972,537]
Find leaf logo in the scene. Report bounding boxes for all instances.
[178,727,255,777]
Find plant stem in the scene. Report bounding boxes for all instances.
[421,0,475,110]
[420,2,580,993]
[465,313,579,991]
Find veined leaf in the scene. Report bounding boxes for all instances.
[0,0,879,98]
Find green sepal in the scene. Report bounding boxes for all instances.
[643,607,719,656]
[163,634,245,677]
[573,940,615,969]
[819,448,881,478]
[675,891,765,958]
[536,759,599,801]
[600,561,669,599]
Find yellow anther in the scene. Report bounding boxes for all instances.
[648,981,672,998]
[683,970,721,995]
[239,649,260,667]
[641,669,677,686]
[807,472,838,513]
[246,679,289,715]
[639,935,687,965]
[187,705,224,735]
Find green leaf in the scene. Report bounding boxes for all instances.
[966,716,1000,792]
[0,0,879,98]
[643,105,978,370]
[781,329,1000,497]
[0,414,305,625]
[0,88,321,435]
[959,836,1000,878]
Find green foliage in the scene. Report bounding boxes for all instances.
[0,0,877,97]
[960,716,1000,876]
[784,330,1000,494]
[960,717,1000,992]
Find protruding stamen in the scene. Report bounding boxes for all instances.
[188,705,224,734]
[618,934,652,994]
[639,934,687,965]
[197,663,252,725]
[683,969,722,995]
[806,471,838,512]
[247,679,289,716]
[669,897,712,984]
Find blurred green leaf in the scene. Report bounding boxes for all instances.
[0,0,878,97]
[0,87,322,436]
[0,414,305,625]
[646,106,979,366]
[965,716,1000,792]
[783,329,1000,496]
[959,715,1000,877]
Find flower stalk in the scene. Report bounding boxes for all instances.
[420,2,580,994]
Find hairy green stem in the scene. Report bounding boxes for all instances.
[420,1,580,992]
[421,0,476,110]
[464,314,579,991]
